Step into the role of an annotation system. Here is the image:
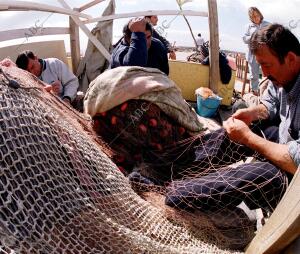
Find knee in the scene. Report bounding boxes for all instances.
[254,162,280,176]
[165,194,195,212]
[165,183,196,211]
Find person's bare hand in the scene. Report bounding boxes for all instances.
[44,84,52,92]
[223,117,251,144]
[232,108,254,126]
[128,17,146,33]
[50,80,61,95]
[0,58,16,67]
[169,51,176,60]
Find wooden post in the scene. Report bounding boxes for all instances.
[59,0,111,61]
[246,168,300,254]
[78,0,104,12]
[83,10,208,24]
[207,0,220,93]
[69,10,80,73]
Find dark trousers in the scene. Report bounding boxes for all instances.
[165,127,288,212]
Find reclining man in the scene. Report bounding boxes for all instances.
[166,23,300,213]
[16,50,79,105]
[110,17,169,75]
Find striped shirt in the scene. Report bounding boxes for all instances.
[261,73,300,167]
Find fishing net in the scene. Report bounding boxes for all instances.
[0,66,288,253]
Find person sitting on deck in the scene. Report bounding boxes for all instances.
[145,15,176,60]
[109,17,169,75]
[165,23,300,213]
[16,50,79,105]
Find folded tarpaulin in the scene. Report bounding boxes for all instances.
[84,66,204,134]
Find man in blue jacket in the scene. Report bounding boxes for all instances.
[110,17,169,75]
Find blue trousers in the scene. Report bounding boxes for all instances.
[165,128,288,212]
[248,57,260,92]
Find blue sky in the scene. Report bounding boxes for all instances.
[0,0,299,54]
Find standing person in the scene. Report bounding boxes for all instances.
[145,15,176,60]
[243,7,270,96]
[166,24,300,212]
[110,17,169,75]
[16,51,79,105]
[196,33,205,50]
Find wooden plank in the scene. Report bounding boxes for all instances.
[283,238,300,253]
[0,0,91,19]
[246,168,300,254]
[69,15,80,73]
[58,0,110,61]
[83,10,208,24]
[78,0,105,12]
[0,27,70,42]
[207,0,220,94]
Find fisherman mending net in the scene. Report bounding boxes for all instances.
[85,23,298,230]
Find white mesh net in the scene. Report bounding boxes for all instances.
[0,67,288,253]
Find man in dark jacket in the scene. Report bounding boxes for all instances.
[145,15,176,60]
[110,17,169,75]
